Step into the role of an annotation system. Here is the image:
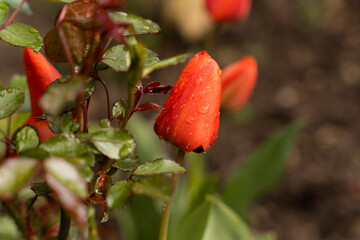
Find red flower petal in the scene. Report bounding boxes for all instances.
[23,47,61,116]
[221,56,258,111]
[24,115,56,142]
[154,51,222,152]
[205,0,252,22]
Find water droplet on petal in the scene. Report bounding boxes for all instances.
[198,104,210,114]
[186,115,195,123]
[196,77,203,85]
[180,104,185,109]
[207,131,212,137]
[173,114,178,120]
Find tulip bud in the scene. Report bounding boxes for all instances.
[23,47,61,141]
[221,56,257,111]
[23,47,61,116]
[154,51,222,153]
[205,0,252,22]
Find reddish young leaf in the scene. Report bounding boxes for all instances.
[136,102,161,112]
[221,56,258,111]
[205,0,252,22]
[143,82,172,95]
[154,51,222,153]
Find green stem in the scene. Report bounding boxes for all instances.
[58,207,71,240]
[158,150,185,240]
[1,199,30,240]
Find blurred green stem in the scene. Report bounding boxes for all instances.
[58,207,71,240]
[158,149,185,240]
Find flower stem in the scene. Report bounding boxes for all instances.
[158,149,185,240]
[58,207,71,240]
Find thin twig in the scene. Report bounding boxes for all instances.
[2,0,26,28]
[95,76,111,121]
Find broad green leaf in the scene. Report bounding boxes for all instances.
[0,24,42,52]
[0,112,31,135]
[110,12,160,35]
[44,157,87,198]
[143,53,191,77]
[127,43,146,89]
[102,45,129,72]
[40,77,82,116]
[20,148,49,160]
[0,216,20,239]
[223,121,304,217]
[0,158,37,196]
[112,156,140,172]
[90,128,135,160]
[102,44,158,72]
[40,134,87,157]
[132,175,172,200]
[112,99,129,119]
[107,180,133,210]
[0,2,9,25]
[0,88,24,119]
[14,125,39,152]
[133,159,186,176]
[31,182,50,196]
[79,165,93,181]
[173,196,254,240]
[3,0,31,14]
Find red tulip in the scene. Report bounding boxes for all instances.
[154,51,222,153]
[205,0,252,22]
[23,47,61,141]
[221,56,257,111]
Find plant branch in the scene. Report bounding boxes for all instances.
[158,149,185,240]
[2,0,26,28]
[95,76,111,121]
[58,207,71,240]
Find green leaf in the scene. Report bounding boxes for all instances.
[0,24,42,52]
[173,195,254,240]
[14,125,39,152]
[107,180,133,210]
[102,44,158,72]
[40,134,87,157]
[112,156,140,172]
[134,159,186,176]
[20,148,49,160]
[9,75,30,112]
[143,53,191,77]
[99,119,110,128]
[0,216,20,239]
[132,175,172,201]
[112,99,129,119]
[90,128,135,160]
[3,0,32,14]
[222,121,304,217]
[102,45,130,72]
[60,113,79,133]
[0,2,9,25]
[0,88,24,119]
[0,158,37,196]
[44,157,87,198]
[40,77,82,116]
[31,182,50,196]
[78,165,93,181]
[110,12,160,35]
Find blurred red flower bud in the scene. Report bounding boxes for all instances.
[154,51,222,153]
[205,0,252,22]
[221,56,257,111]
[23,47,61,141]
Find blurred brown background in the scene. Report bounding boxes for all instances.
[2,0,360,239]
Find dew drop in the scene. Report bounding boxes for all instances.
[173,114,178,120]
[197,104,210,114]
[172,102,178,109]
[180,104,185,109]
[29,27,37,33]
[186,115,195,123]
[206,131,212,137]
[166,126,171,134]
[189,93,195,99]
[196,77,203,85]
[199,90,206,98]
